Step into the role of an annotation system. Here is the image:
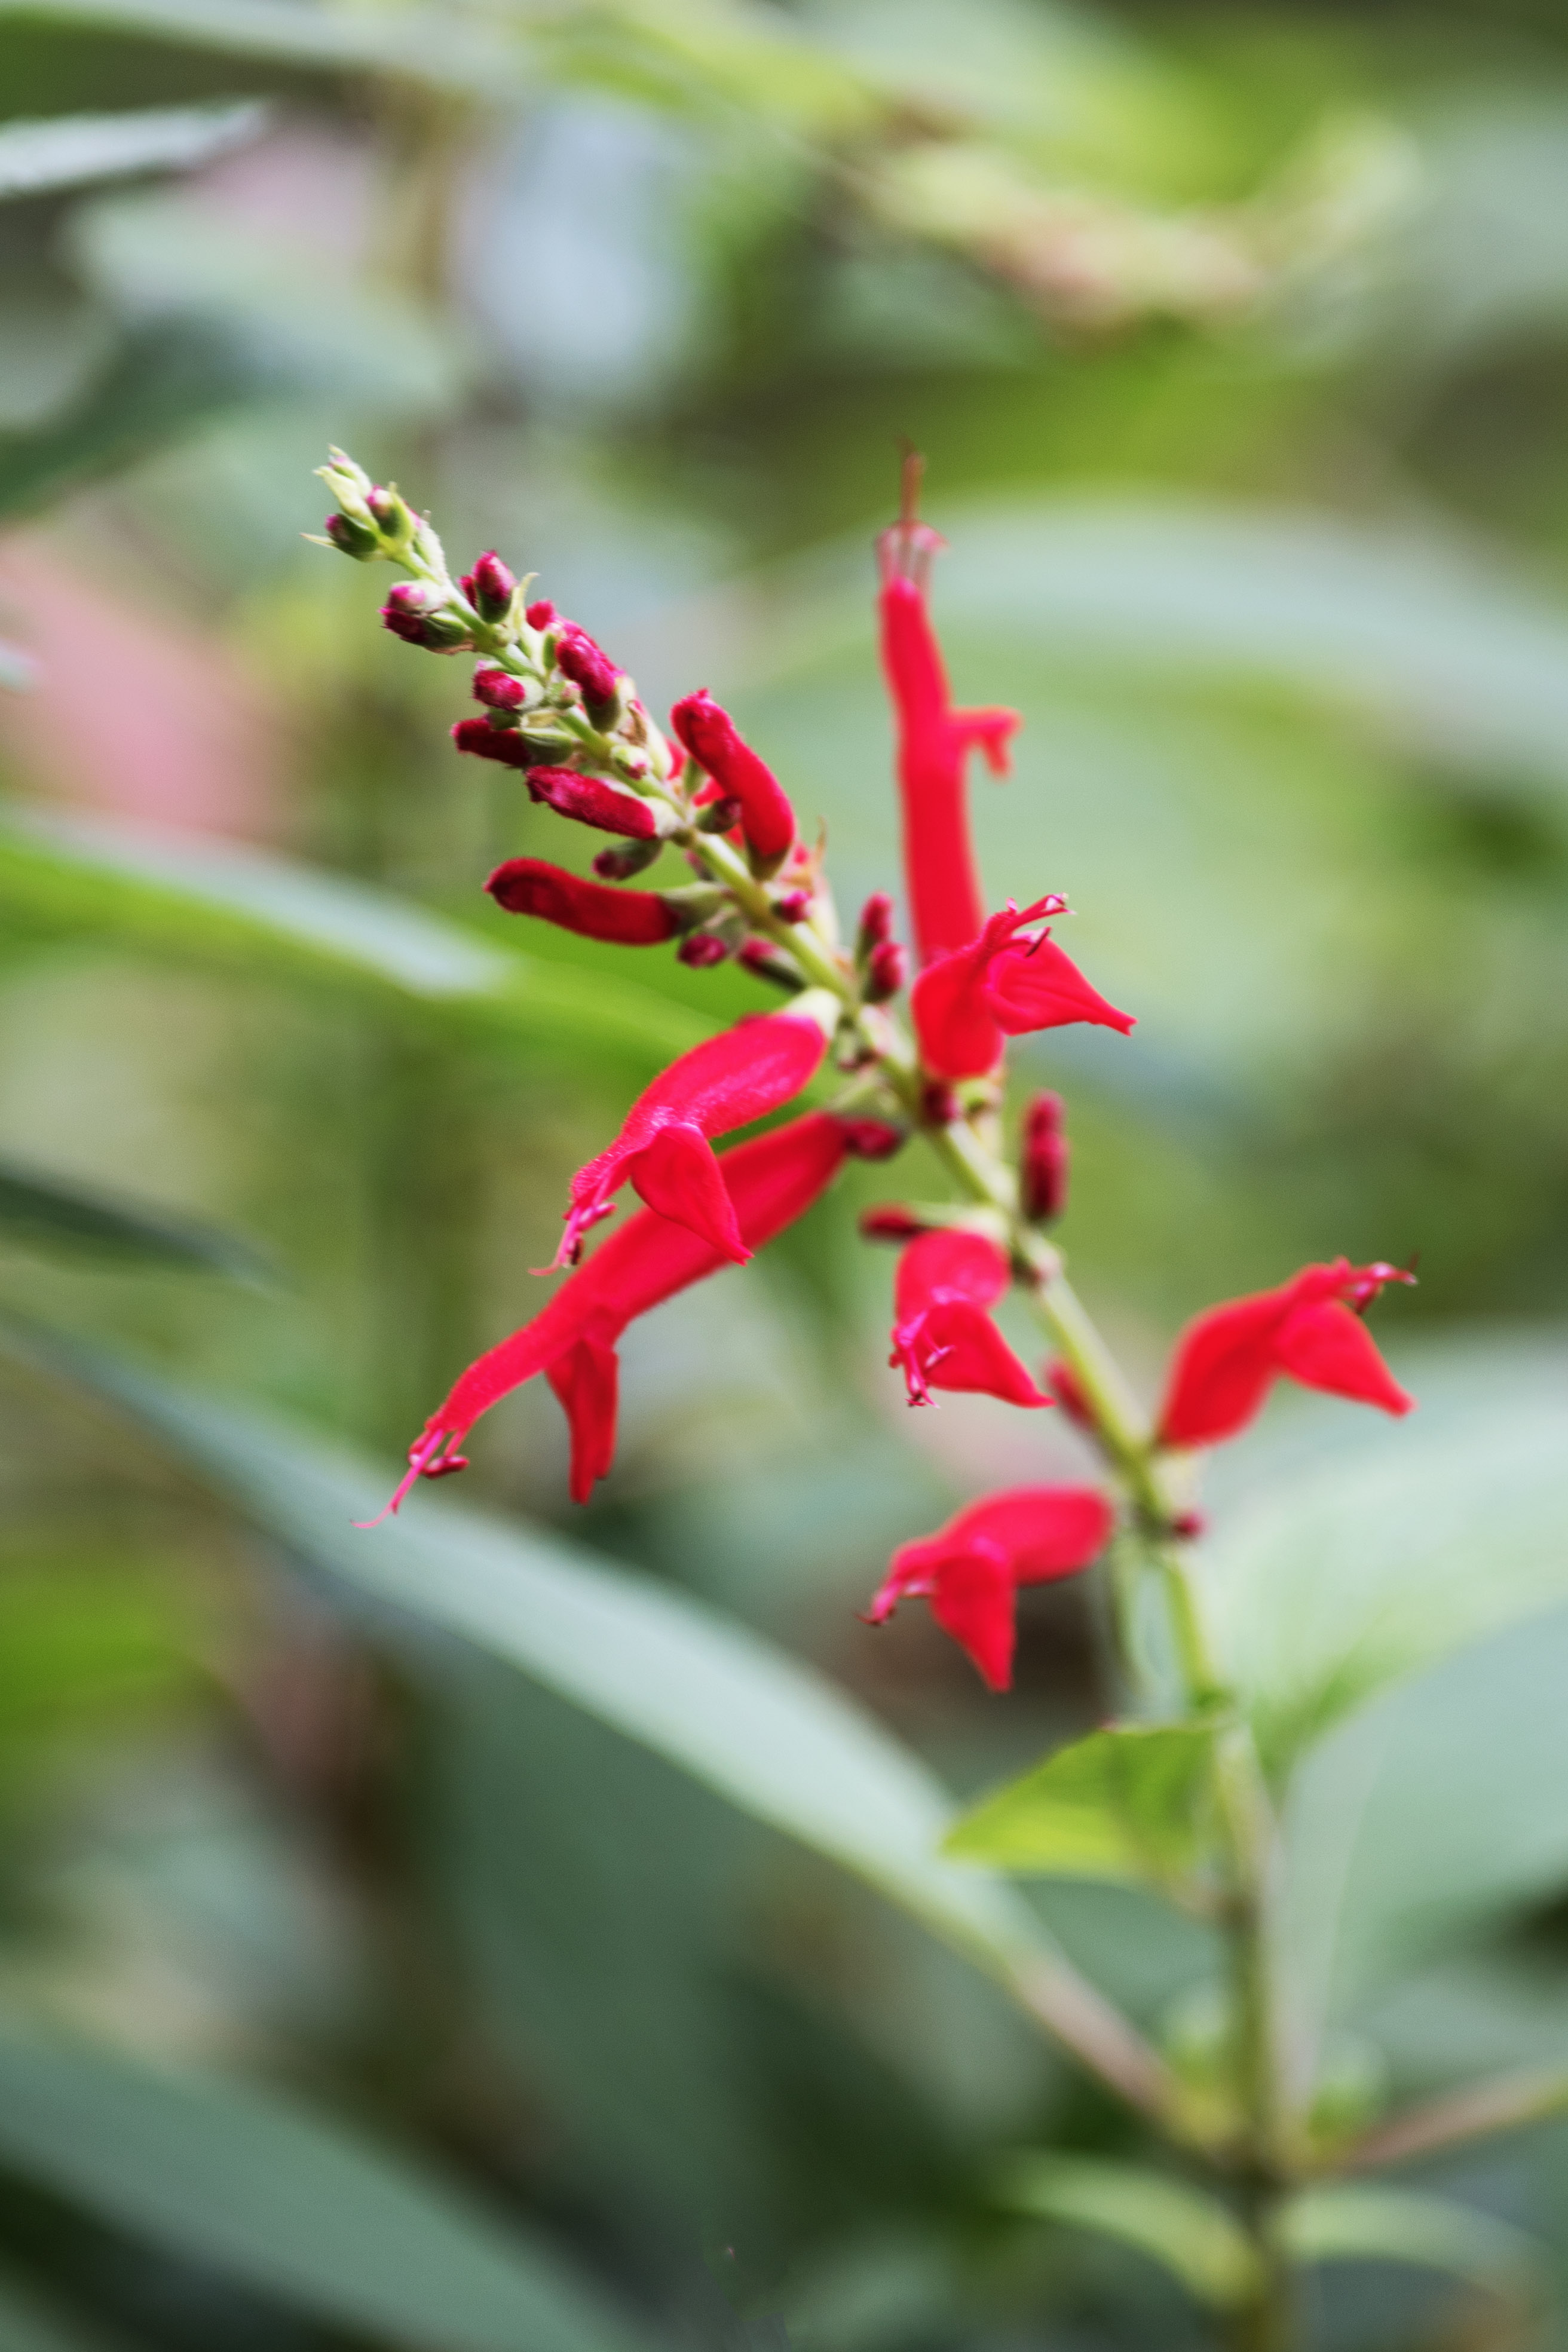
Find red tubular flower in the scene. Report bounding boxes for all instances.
[485,858,679,945]
[365,1113,853,1518]
[670,691,795,874]
[865,1485,1115,1690]
[555,624,620,718]
[911,899,1134,1081]
[890,1228,1051,1409]
[451,724,664,838]
[877,525,1019,966]
[556,1003,835,1267]
[1158,1259,1416,1451]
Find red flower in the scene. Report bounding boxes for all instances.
[670,691,796,875]
[485,857,678,945]
[877,525,1019,966]
[1020,1090,1068,1223]
[367,1112,855,1518]
[890,1228,1051,1409]
[865,1485,1115,1690]
[911,899,1134,1081]
[556,1003,834,1267]
[1158,1259,1416,1450]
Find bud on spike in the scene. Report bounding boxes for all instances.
[473,666,527,712]
[1021,1091,1068,1223]
[594,838,662,880]
[860,1205,927,1242]
[526,598,556,630]
[865,939,907,1003]
[857,892,896,954]
[555,626,621,724]
[486,858,679,944]
[463,550,515,623]
[837,1120,905,1161]
[678,933,730,968]
[326,511,378,559]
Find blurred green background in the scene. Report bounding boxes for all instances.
[2,2,1568,2347]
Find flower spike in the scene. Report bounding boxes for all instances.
[890,1229,1051,1409]
[878,460,1021,965]
[911,899,1134,1081]
[865,1486,1115,1689]
[556,998,837,1267]
[1158,1258,1416,1451]
[365,1111,856,1518]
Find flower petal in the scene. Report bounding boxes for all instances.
[984,935,1135,1038]
[895,1228,1010,1320]
[546,1337,620,1504]
[940,1485,1116,1583]
[1273,1297,1414,1417]
[929,1548,1019,1690]
[629,1122,747,1263]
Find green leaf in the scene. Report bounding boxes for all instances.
[0,2019,651,2352]
[0,809,709,1070]
[0,0,522,90]
[1205,1336,1568,1774]
[0,102,267,200]
[0,1318,1068,1998]
[1281,2185,1540,2300]
[943,1722,1220,1891]
[0,2261,146,2352]
[996,2152,1258,2310]
[0,1157,271,1281]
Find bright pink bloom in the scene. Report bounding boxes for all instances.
[556,1007,832,1267]
[366,1113,854,1517]
[889,1229,1051,1409]
[865,1486,1115,1690]
[485,858,678,945]
[670,691,795,873]
[911,899,1134,1080]
[878,528,1019,966]
[1021,1091,1068,1223]
[1158,1260,1416,1450]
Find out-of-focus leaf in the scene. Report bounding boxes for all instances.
[944,1723,1219,1891]
[0,2019,651,2352]
[0,810,709,1068]
[0,1157,271,1280]
[68,189,465,415]
[0,1566,202,1765]
[1203,1336,1568,1774]
[996,2152,1257,2308]
[0,1318,1101,2015]
[0,2259,145,2352]
[0,0,520,90]
[0,318,264,518]
[1281,2184,1539,2300]
[1281,1603,1568,2043]
[0,102,267,200]
[1386,96,1568,369]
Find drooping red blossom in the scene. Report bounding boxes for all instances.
[877,523,1020,966]
[460,552,515,621]
[556,1004,834,1267]
[473,665,527,712]
[364,1113,855,1518]
[485,858,679,945]
[865,1485,1116,1690]
[451,724,664,837]
[670,690,795,874]
[1021,1091,1068,1223]
[911,899,1134,1081]
[555,624,620,716]
[890,1228,1051,1410]
[1158,1259,1416,1451]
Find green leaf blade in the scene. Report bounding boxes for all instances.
[997,2152,1258,2310]
[945,1723,1219,1889]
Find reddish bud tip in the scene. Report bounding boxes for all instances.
[473,665,527,712]
[382,580,470,651]
[670,690,796,871]
[860,1204,927,1242]
[593,838,662,880]
[865,939,908,1004]
[772,888,812,923]
[1171,1510,1206,1540]
[366,485,402,529]
[857,891,896,952]
[326,510,378,558]
[1021,1090,1069,1223]
[921,1079,960,1126]
[556,625,620,716]
[1046,1358,1095,1430]
[525,765,662,838]
[485,857,678,945]
[677,933,730,968]
[696,794,744,835]
[837,1118,906,1161]
[463,550,515,622]
[526,598,556,630]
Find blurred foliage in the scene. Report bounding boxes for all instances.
[2,2,1568,2348]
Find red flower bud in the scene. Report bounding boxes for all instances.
[670,690,795,875]
[837,1119,906,1160]
[451,726,663,838]
[593,838,662,880]
[696,794,744,835]
[381,581,470,652]
[857,892,896,953]
[1045,1357,1095,1429]
[473,665,526,712]
[461,550,514,622]
[737,938,803,991]
[771,888,812,923]
[1021,1090,1068,1223]
[485,858,679,945]
[555,625,620,718]
[366,485,402,529]
[678,933,730,968]
[326,511,378,559]
[860,1205,927,1242]
[526,598,556,630]
[865,939,907,1003]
